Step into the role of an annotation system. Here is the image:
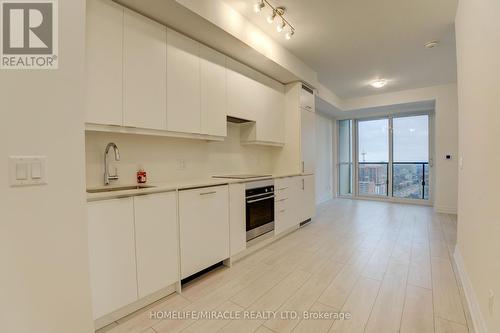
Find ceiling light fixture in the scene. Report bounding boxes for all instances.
[254,1,295,40]
[253,0,265,13]
[370,79,388,88]
[424,40,439,49]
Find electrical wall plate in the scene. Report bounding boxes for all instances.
[9,156,48,187]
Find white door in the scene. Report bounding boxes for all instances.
[85,0,123,126]
[134,192,179,298]
[87,198,137,319]
[179,185,230,279]
[123,9,167,130]
[200,44,227,137]
[301,109,316,173]
[167,28,201,134]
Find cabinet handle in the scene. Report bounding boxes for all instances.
[247,195,274,203]
[277,187,288,191]
[276,198,288,202]
[302,161,305,173]
[302,179,305,190]
[200,191,216,196]
[279,209,285,213]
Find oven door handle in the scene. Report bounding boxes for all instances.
[246,195,275,204]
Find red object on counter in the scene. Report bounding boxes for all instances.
[137,169,147,183]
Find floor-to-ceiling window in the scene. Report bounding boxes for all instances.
[338,113,431,202]
[392,115,430,200]
[338,120,353,196]
[357,118,389,196]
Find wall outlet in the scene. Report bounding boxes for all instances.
[489,289,495,315]
[177,160,186,170]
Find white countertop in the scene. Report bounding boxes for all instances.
[86,173,313,201]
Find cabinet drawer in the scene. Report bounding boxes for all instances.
[179,185,230,279]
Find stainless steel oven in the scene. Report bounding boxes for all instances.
[246,180,275,241]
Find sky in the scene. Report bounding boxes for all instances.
[358,115,429,163]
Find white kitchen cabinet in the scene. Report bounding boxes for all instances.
[299,175,316,223]
[226,58,259,121]
[134,192,178,298]
[301,108,316,174]
[229,183,246,256]
[179,185,230,279]
[227,58,285,145]
[200,45,227,137]
[87,198,138,320]
[274,177,296,235]
[85,0,123,126]
[300,85,315,112]
[167,28,201,134]
[123,10,167,130]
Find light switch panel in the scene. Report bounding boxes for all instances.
[9,156,47,187]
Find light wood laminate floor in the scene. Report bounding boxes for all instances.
[97,198,470,333]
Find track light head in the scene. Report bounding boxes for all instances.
[277,19,286,32]
[267,10,276,23]
[285,29,295,40]
[253,0,265,13]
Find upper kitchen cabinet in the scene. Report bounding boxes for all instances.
[85,0,123,126]
[167,28,201,134]
[200,45,227,137]
[300,85,315,112]
[123,10,167,130]
[227,58,285,146]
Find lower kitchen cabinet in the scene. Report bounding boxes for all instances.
[87,191,179,320]
[275,175,316,236]
[300,175,316,223]
[179,185,230,279]
[133,192,178,298]
[87,197,138,320]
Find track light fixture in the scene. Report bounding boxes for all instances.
[254,0,296,40]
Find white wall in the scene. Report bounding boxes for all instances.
[315,113,334,204]
[0,1,94,333]
[342,83,459,213]
[455,0,500,332]
[85,123,277,187]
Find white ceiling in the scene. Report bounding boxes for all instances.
[224,0,458,98]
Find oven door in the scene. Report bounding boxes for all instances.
[246,194,275,241]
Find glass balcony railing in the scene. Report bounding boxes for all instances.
[392,162,429,200]
[358,162,389,196]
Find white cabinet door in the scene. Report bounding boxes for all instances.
[300,85,315,112]
[87,198,137,319]
[256,84,285,144]
[200,45,227,137]
[179,185,230,279]
[85,0,123,126]
[134,192,178,298]
[229,183,246,256]
[301,108,316,174]
[226,58,259,121]
[167,28,201,134]
[298,175,315,222]
[123,9,167,130]
[275,177,294,235]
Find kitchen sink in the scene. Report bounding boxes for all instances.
[86,185,156,193]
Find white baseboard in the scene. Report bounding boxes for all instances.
[453,247,488,333]
[316,192,333,205]
[434,205,457,214]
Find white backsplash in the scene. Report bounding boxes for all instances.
[85,123,279,187]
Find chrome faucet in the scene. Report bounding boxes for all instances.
[104,142,120,185]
